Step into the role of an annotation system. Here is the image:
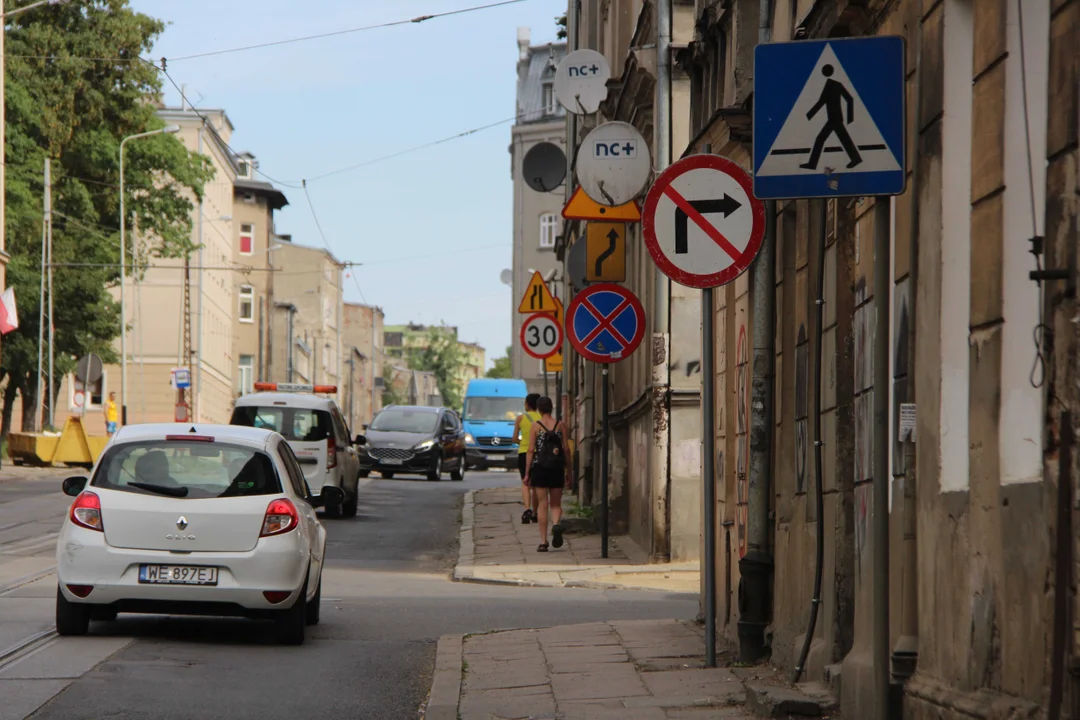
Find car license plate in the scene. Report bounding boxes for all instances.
[382,458,404,466]
[138,565,219,585]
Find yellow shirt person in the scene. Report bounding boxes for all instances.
[105,392,119,435]
[513,394,542,524]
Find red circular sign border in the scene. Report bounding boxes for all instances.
[520,312,564,360]
[641,154,766,289]
[566,283,646,364]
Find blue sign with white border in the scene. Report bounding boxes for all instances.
[753,36,906,199]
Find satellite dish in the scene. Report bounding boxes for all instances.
[522,142,567,193]
[554,49,611,115]
[499,269,513,287]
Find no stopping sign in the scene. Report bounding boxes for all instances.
[520,313,563,360]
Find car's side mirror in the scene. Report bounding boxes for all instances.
[353,434,367,446]
[62,476,88,497]
[320,485,345,508]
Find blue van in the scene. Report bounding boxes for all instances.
[461,378,528,470]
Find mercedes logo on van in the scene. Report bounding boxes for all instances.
[492,437,501,446]
[176,516,188,530]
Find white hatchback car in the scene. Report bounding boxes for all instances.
[54,423,342,645]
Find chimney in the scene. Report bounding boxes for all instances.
[517,27,530,62]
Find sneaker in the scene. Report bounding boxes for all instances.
[551,524,564,549]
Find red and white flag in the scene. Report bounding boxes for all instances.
[0,287,19,335]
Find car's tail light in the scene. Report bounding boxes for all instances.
[263,590,291,604]
[260,498,298,537]
[70,491,103,532]
[66,585,94,598]
[326,433,337,469]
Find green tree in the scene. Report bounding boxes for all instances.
[406,325,466,409]
[486,347,512,379]
[1,0,213,435]
[556,13,567,39]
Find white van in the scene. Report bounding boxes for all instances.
[230,383,361,518]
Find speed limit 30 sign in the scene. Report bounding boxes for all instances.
[520,312,563,360]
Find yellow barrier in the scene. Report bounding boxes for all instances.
[7,416,108,467]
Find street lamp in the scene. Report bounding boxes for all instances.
[119,124,180,425]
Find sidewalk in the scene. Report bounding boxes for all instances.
[454,487,700,593]
[423,619,840,719]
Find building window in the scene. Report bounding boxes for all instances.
[237,160,251,179]
[539,214,557,248]
[239,223,254,255]
[239,285,254,323]
[541,82,554,115]
[238,355,254,395]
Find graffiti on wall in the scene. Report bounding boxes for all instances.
[735,323,750,557]
[794,324,809,494]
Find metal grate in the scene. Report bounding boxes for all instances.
[368,447,414,461]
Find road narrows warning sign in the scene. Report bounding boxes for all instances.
[517,271,558,314]
[642,154,765,289]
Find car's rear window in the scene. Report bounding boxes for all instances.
[230,406,333,442]
[91,441,283,499]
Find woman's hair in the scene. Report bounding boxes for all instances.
[537,396,554,415]
[525,393,540,411]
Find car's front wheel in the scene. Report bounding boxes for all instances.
[427,454,443,482]
[450,454,465,481]
[55,587,90,636]
[276,580,308,646]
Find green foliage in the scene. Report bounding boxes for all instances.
[381,366,408,407]
[556,13,567,40]
[485,346,512,379]
[2,0,214,431]
[406,325,466,409]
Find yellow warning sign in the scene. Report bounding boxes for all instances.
[561,186,641,222]
[586,223,626,282]
[517,271,558,314]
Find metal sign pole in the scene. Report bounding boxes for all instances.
[600,364,609,559]
[702,285,717,667]
[543,359,549,398]
[555,371,562,423]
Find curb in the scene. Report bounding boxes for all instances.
[422,634,464,720]
[454,490,477,581]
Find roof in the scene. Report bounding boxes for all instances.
[111,423,276,449]
[234,178,289,211]
[234,391,337,411]
[381,404,440,414]
[516,42,567,125]
[271,239,341,266]
[465,378,527,396]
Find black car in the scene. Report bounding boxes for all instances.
[356,405,466,482]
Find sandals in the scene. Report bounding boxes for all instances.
[521,509,533,524]
[537,543,549,552]
[551,524,564,549]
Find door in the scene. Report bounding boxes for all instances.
[329,403,358,485]
[276,441,323,589]
[443,412,465,462]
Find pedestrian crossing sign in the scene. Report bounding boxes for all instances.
[753,36,906,200]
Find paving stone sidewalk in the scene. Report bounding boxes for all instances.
[422,619,840,720]
[454,487,700,593]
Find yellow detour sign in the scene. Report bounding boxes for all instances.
[545,298,564,372]
[561,186,641,222]
[586,223,627,282]
[518,271,558,314]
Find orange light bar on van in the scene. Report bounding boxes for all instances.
[252,382,338,394]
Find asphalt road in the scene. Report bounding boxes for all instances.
[1,468,698,720]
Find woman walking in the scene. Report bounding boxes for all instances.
[513,393,542,523]
[524,396,572,552]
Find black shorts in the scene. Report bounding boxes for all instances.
[518,453,528,479]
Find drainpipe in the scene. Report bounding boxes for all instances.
[739,0,776,664]
[195,123,205,421]
[872,196,892,720]
[654,0,672,562]
[892,15,923,690]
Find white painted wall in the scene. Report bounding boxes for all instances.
[999,0,1049,485]
[939,0,974,493]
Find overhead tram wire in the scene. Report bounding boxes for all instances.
[164,0,531,62]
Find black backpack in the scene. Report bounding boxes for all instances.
[534,422,565,472]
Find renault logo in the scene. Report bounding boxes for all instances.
[491,437,500,446]
[176,516,188,530]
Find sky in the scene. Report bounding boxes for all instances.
[129,0,567,369]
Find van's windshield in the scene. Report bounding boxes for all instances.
[463,397,523,422]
